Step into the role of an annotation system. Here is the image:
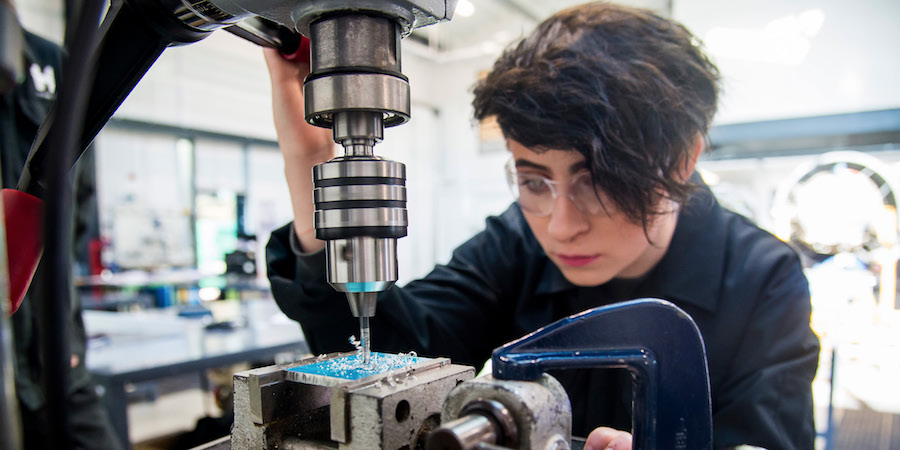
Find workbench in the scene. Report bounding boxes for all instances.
[84,298,309,449]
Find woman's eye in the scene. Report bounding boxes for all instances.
[574,174,602,194]
[519,177,550,194]
[573,175,614,214]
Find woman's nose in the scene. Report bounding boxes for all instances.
[546,194,590,242]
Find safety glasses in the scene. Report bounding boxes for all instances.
[505,159,609,217]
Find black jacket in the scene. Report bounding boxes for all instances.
[267,181,820,449]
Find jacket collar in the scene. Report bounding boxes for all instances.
[532,174,726,313]
[641,180,724,313]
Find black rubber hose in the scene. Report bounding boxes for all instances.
[34,0,104,447]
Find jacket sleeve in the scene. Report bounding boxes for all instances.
[266,222,353,356]
[266,207,529,367]
[712,241,820,450]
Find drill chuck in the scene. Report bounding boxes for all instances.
[313,157,407,300]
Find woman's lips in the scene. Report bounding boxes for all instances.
[555,254,600,267]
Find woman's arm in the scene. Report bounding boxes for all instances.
[262,48,336,253]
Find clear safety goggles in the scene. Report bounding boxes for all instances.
[505,159,608,217]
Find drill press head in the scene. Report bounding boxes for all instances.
[304,11,414,319]
[312,155,406,321]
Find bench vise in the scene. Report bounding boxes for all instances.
[232,352,474,449]
[231,299,712,449]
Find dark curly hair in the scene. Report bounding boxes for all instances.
[473,2,720,228]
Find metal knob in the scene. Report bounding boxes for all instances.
[427,400,519,450]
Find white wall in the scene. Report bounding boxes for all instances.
[116,33,278,141]
[413,50,514,265]
[674,0,900,124]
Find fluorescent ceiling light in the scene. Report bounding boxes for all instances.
[456,0,475,18]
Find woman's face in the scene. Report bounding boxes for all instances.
[508,139,680,286]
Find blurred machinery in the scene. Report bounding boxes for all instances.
[772,151,900,257]
[225,195,258,277]
[772,150,900,316]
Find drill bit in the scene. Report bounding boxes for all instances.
[360,315,371,364]
[346,292,377,365]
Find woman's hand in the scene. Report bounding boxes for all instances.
[263,47,335,252]
[263,48,334,162]
[585,427,632,450]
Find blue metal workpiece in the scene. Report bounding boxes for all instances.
[288,352,428,381]
[492,298,712,450]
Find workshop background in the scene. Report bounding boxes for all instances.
[12,0,900,448]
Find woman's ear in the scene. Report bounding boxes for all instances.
[678,133,704,182]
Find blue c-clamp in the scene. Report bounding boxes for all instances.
[492,298,712,450]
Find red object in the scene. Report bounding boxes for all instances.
[2,189,44,316]
[88,237,105,297]
[281,35,311,64]
[88,238,103,276]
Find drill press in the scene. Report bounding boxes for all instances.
[304,12,416,364]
